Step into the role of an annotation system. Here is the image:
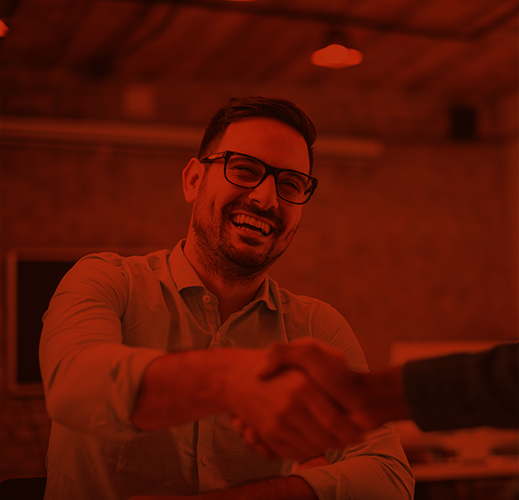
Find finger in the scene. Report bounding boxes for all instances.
[230,416,279,460]
[260,405,357,462]
[256,385,355,460]
[302,381,366,445]
[275,376,365,453]
[259,344,295,379]
[229,414,246,434]
[259,423,324,462]
[243,389,329,461]
[277,342,357,412]
[241,425,277,460]
[297,392,362,450]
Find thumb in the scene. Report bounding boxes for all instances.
[259,343,296,379]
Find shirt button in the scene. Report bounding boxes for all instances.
[202,295,211,304]
[202,456,209,466]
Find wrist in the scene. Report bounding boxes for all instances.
[363,366,410,425]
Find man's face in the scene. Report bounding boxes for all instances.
[190,117,310,281]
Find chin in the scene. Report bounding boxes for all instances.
[228,245,284,273]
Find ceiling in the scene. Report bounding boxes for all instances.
[1,0,518,109]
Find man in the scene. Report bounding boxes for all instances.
[40,97,414,499]
[255,339,518,436]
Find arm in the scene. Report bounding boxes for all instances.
[403,343,519,430]
[40,256,362,458]
[263,339,519,432]
[130,476,317,500]
[260,339,410,432]
[40,255,166,439]
[251,320,415,500]
[132,347,364,461]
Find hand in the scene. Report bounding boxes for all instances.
[224,348,364,462]
[259,339,404,432]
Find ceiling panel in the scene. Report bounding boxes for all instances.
[1,0,517,109]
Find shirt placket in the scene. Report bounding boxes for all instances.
[201,293,219,335]
[196,292,225,492]
[197,413,218,492]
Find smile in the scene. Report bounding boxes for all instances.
[230,214,273,236]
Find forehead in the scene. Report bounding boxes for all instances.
[215,117,310,174]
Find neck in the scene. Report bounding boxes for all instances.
[183,238,267,322]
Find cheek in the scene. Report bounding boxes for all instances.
[284,207,303,229]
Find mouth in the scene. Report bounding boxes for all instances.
[230,213,274,237]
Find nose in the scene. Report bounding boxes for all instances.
[248,174,279,210]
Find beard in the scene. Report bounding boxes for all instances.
[191,179,299,284]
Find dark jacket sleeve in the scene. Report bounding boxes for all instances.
[402,343,519,431]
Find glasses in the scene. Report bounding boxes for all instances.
[200,151,318,205]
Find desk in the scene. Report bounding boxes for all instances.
[393,418,519,500]
[412,455,519,482]
[412,456,519,500]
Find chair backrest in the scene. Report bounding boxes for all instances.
[0,477,47,500]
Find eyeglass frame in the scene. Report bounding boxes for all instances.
[199,150,318,205]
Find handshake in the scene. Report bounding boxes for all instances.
[226,339,408,462]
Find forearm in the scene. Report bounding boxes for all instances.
[131,348,253,430]
[130,476,317,500]
[209,476,317,500]
[402,344,519,430]
[357,366,410,428]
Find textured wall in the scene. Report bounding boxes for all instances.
[2,137,517,369]
[0,89,517,481]
[271,142,518,368]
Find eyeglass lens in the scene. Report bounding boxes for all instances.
[226,154,312,203]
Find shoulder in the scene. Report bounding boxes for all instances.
[276,285,344,323]
[276,286,360,346]
[79,249,170,269]
[273,282,368,371]
[60,249,171,292]
[74,249,171,276]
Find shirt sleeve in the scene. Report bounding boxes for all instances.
[402,343,519,431]
[39,255,166,440]
[292,302,415,500]
[294,424,414,500]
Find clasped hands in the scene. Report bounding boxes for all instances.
[226,339,384,462]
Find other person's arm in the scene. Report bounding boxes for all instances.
[259,339,519,433]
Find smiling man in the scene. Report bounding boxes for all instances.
[40,97,413,500]
[183,116,313,322]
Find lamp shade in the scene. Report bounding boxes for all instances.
[312,29,363,68]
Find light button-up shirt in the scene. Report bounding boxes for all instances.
[40,241,413,500]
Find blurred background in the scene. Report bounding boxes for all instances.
[0,0,517,497]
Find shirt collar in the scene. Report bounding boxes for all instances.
[168,240,278,311]
[168,240,206,292]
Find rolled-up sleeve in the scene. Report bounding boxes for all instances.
[39,255,166,440]
[293,424,414,500]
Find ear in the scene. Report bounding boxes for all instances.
[182,158,205,203]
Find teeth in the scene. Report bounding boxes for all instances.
[231,214,272,235]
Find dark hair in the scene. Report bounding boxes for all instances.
[198,96,316,174]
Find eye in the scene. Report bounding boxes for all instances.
[227,158,263,183]
[278,180,300,193]
[278,174,306,194]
